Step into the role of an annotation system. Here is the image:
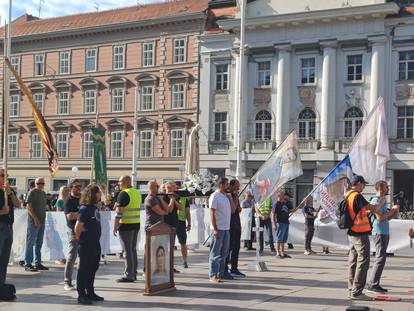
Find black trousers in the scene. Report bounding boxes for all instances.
[77,242,101,297]
[226,214,241,272]
[304,224,315,251]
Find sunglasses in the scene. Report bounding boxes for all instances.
[36,182,45,185]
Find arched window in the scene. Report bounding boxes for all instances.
[255,110,272,141]
[344,107,363,138]
[298,108,316,139]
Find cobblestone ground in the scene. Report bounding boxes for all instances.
[1,246,413,311]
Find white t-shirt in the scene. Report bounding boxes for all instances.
[209,190,231,231]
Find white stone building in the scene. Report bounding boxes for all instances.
[200,0,414,207]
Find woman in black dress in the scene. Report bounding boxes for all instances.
[74,184,103,305]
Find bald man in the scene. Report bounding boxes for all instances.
[113,175,141,283]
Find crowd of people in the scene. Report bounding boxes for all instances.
[0,170,408,303]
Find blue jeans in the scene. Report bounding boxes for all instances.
[209,230,230,278]
[0,222,13,286]
[24,218,45,266]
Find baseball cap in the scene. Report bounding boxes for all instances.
[351,175,368,186]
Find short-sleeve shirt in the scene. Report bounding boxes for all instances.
[273,201,290,224]
[370,196,389,236]
[77,204,101,244]
[241,199,254,210]
[64,195,80,231]
[0,189,16,225]
[348,193,370,236]
[144,194,163,229]
[303,205,316,226]
[163,195,178,228]
[116,191,140,231]
[26,189,47,224]
[208,190,231,231]
[54,199,64,211]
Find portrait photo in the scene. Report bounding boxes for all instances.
[150,234,171,286]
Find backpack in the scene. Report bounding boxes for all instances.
[0,283,16,301]
[337,191,357,230]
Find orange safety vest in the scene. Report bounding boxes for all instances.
[346,191,371,233]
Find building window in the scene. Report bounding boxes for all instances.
[83,132,93,158]
[10,56,20,75]
[170,129,184,157]
[33,93,44,113]
[58,91,70,115]
[255,110,272,141]
[397,106,414,139]
[172,83,185,109]
[344,107,363,138]
[173,38,186,64]
[111,88,124,112]
[113,45,125,70]
[214,112,227,141]
[8,134,18,158]
[31,134,42,158]
[34,54,45,76]
[298,108,316,139]
[140,130,153,158]
[216,64,229,91]
[301,57,316,84]
[59,51,70,74]
[141,86,153,111]
[399,51,414,81]
[110,131,123,158]
[85,48,97,72]
[257,61,271,87]
[84,89,96,114]
[56,132,69,158]
[347,54,363,82]
[9,94,19,117]
[142,42,154,67]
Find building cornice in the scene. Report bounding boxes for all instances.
[10,12,206,44]
[218,3,400,30]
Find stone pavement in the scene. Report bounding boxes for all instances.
[1,246,413,311]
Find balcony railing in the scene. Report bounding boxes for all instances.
[245,140,276,153]
[334,139,353,153]
[297,140,319,152]
[208,140,230,153]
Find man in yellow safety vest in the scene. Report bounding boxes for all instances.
[176,194,191,268]
[113,175,141,283]
[255,197,276,256]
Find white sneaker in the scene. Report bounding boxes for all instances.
[304,251,311,255]
[64,283,75,291]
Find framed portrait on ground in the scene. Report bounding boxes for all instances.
[144,221,176,295]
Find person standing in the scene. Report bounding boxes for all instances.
[74,184,104,305]
[303,196,316,255]
[54,186,70,212]
[0,168,20,300]
[272,191,290,258]
[176,193,191,269]
[366,181,399,294]
[256,197,276,256]
[241,191,255,250]
[113,175,141,283]
[24,177,48,272]
[144,180,170,230]
[208,177,232,283]
[346,175,384,301]
[225,179,245,278]
[63,179,82,290]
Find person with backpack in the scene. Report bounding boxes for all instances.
[346,175,385,301]
[366,181,399,294]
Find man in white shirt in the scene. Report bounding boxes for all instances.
[208,177,233,283]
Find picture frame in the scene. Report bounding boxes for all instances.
[144,221,176,295]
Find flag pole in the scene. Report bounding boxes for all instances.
[290,97,384,215]
[3,14,10,206]
[90,107,99,184]
[131,86,139,187]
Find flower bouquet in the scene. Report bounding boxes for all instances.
[180,171,219,197]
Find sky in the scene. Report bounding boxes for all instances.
[0,0,159,23]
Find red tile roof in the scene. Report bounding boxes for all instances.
[4,0,208,38]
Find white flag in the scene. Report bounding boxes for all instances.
[348,97,390,184]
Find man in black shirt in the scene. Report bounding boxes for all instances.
[0,169,20,300]
[272,191,291,258]
[163,181,180,272]
[63,179,82,291]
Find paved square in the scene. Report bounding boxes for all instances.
[1,246,413,311]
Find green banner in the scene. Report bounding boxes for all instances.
[92,127,107,192]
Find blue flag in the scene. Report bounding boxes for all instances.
[312,155,353,220]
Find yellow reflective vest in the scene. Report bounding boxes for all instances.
[259,198,272,216]
[177,197,188,222]
[119,188,141,224]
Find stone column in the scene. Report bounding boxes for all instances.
[276,45,291,146]
[369,36,386,111]
[320,42,337,150]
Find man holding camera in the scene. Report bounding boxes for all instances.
[366,180,399,294]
